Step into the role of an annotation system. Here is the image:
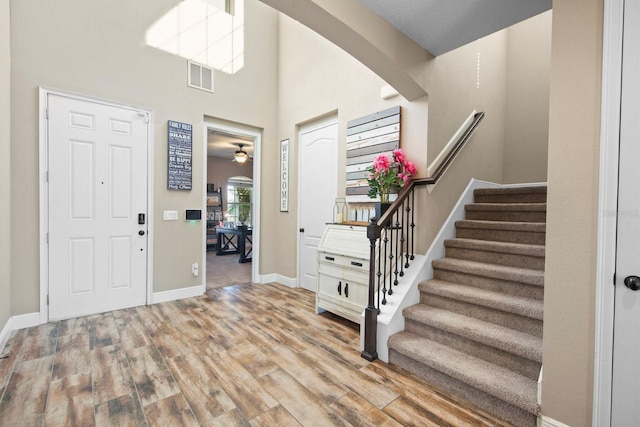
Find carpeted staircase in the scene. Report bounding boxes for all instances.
[388,186,546,427]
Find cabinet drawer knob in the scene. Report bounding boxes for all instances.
[350,261,363,267]
[325,256,335,261]
[337,281,342,295]
[345,283,349,298]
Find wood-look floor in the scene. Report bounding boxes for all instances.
[0,283,513,426]
[206,250,251,289]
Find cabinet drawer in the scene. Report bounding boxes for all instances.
[318,262,368,284]
[318,252,368,272]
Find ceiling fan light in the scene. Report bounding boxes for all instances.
[234,151,248,163]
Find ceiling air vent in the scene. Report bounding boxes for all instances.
[188,61,214,93]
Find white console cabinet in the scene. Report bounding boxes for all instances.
[316,224,370,324]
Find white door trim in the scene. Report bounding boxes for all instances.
[296,114,338,289]
[593,0,623,425]
[202,121,261,285]
[38,87,154,323]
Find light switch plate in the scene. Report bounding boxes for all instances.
[163,210,178,221]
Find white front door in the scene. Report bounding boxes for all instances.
[612,0,640,422]
[298,118,338,292]
[47,94,149,320]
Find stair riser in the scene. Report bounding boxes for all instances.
[433,269,544,300]
[465,210,546,222]
[420,295,543,337]
[388,350,537,427]
[455,227,546,245]
[445,246,545,271]
[405,319,541,379]
[474,193,547,204]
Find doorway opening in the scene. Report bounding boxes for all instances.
[203,121,261,290]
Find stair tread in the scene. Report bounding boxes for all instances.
[456,220,546,231]
[432,258,544,287]
[444,238,545,257]
[403,305,542,361]
[474,186,547,196]
[389,331,539,413]
[419,279,543,319]
[466,203,547,212]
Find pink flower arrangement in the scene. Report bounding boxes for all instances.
[367,148,416,203]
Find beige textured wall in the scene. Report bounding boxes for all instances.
[276,14,509,278]
[10,0,278,313]
[276,14,426,278]
[541,0,603,424]
[503,11,552,183]
[424,35,506,163]
[421,33,509,246]
[0,0,11,330]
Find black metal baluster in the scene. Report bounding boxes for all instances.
[388,218,395,295]
[404,197,411,269]
[399,198,406,277]
[393,209,400,287]
[410,189,415,261]
[382,230,388,305]
[376,237,382,309]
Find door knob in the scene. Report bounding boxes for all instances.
[138,230,145,236]
[299,228,305,233]
[624,275,640,291]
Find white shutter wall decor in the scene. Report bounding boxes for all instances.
[345,106,400,203]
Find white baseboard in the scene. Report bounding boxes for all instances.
[539,416,571,427]
[0,318,12,354]
[152,284,205,304]
[0,312,41,354]
[259,273,298,288]
[11,312,40,330]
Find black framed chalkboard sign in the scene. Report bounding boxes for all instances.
[167,120,193,190]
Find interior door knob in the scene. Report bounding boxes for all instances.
[624,275,640,291]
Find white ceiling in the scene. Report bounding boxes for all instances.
[207,130,253,159]
[357,0,551,56]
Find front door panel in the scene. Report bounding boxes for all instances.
[47,94,148,320]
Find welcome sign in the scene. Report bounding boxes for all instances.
[280,139,290,211]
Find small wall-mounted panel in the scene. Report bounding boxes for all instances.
[186,209,201,221]
[163,210,178,221]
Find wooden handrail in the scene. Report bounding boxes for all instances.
[373,111,485,229]
[361,111,485,362]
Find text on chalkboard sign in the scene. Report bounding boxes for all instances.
[168,120,193,190]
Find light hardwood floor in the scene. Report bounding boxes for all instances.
[0,283,513,426]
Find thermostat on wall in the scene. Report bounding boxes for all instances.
[185,210,201,221]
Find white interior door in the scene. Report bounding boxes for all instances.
[298,118,338,291]
[47,94,149,320]
[612,0,640,422]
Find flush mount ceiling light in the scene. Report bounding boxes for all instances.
[233,144,249,163]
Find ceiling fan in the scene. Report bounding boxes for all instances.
[232,143,249,163]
